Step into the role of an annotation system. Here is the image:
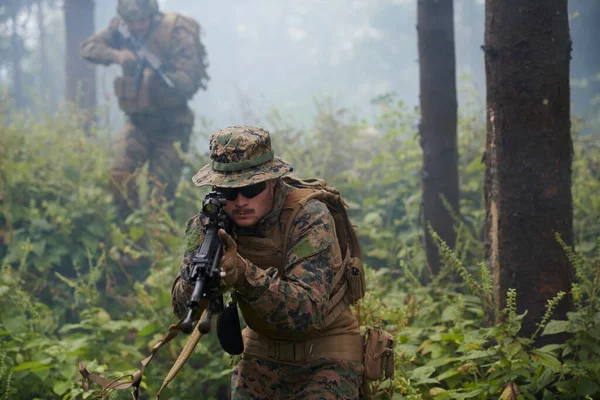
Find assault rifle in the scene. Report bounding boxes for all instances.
[78,192,243,399]
[180,191,244,355]
[116,22,175,92]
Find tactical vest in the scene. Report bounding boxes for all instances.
[114,12,198,115]
[235,180,366,364]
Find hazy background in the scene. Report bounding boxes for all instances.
[91,0,486,132]
[5,0,599,137]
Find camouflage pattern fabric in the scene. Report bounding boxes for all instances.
[231,357,363,400]
[192,125,293,188]
[81,11,208,213]
[172,180,338,334]
[110,115,192,219]
[80,13,209,103]
[172,125,362,397]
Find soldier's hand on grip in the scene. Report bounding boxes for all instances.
[114,49,138,74]
[218,229,247,289]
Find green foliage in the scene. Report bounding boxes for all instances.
[0,94,599,400]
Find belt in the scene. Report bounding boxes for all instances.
[242,328,364,364]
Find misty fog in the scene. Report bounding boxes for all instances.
[91,0,485,134]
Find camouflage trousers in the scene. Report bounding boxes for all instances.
[109,109,193,219]
[231,357,364,400]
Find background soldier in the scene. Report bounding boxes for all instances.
[81,0,209,219]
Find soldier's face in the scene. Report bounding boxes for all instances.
[126,17,151,37]
[221,180,275,228]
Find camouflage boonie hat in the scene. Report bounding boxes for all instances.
[192,125,293,188]
[117,0,159,22]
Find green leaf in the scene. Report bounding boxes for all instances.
[576,379,599,396]
[536,367,555,389]
[451,388,484,399]
[13,358,52,372]
[505,341,523,361]
[542,320,574,336]
[531,351,562,372]
[441,305,462,322]
[136,322,156,337]
[436,368,459,381]
[129,226,145,242]
[410,365,436,381]
[53,380,72,395]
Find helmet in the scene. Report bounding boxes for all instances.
[117,0,159,22]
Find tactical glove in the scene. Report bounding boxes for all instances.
[218,229,248,289]
[113,49,138,75]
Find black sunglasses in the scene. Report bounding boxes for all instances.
[215,181,267,201]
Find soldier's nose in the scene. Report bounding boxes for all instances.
[234,193,249,206]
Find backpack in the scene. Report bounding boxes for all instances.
[281,175,366,320]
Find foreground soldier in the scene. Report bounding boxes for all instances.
[80,0,209,218]
[171,125,365,399]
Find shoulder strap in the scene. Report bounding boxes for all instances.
[154,12,179,52]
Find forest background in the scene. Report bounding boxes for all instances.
[1,0,599,399]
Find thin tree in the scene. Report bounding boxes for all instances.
[36,0,56,111]
[417,0,459,278]
[9,3,25,108]
[483,0,574,338]
[64,0,96,112]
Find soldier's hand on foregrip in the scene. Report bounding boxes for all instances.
[218,229,248,288]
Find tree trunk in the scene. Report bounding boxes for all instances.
[37,0,55,112]
[64,0,96,112]
[10,9,24,109]
[417,0,459,278]
[483,0,574,339]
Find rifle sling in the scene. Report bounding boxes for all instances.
[79,312,205,399]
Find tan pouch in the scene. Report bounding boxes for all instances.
[363,328,395,381]
[114,76,137,113]
[344,256,366,304]
[114,72,153,113]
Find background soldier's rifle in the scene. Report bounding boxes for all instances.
[116,22,175,93]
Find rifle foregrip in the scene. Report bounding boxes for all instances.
[180,309,195,334]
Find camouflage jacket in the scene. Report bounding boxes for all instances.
[171,180,339,335]
[80,12,209,101]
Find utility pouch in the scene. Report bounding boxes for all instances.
[216,302,244,355]
[114,76,138,113]
[363,328,395,381]
[114,72,153,113]
[344,255,366,305]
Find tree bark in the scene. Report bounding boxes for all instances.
[483,0,574,339]
[417,0,459,278]
[37,0,56,112]
[10,8,25,109]
[64,0,96,112]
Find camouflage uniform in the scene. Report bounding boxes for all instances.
[80,0,209,218]
[171,126,364,399]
